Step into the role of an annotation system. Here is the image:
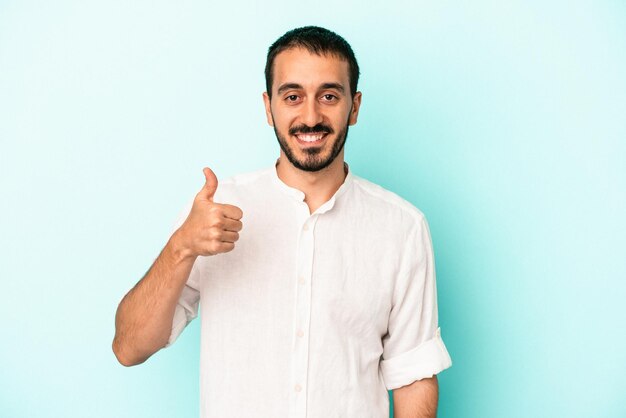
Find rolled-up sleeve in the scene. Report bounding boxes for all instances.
[380,215,452,390]
[164,198,201,348]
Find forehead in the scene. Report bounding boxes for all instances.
[272,47,350,92]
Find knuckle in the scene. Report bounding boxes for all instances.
[208,228,221,240]
[208,241,220,254]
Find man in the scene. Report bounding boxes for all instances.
[113,26,452,418]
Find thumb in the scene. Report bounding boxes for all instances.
[199,167,218,201]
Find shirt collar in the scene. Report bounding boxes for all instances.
[270,158,354,213]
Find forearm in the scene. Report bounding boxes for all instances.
[393,376,439,418]
[112,231,196,366]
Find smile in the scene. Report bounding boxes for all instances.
[295,133,328,144]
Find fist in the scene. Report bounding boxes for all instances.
[176,167,243,257]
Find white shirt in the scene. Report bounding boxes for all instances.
[166,161,452,418]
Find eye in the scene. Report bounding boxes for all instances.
[321,94,338,102]
[286,95,299,103]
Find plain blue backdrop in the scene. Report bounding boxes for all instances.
[1,1,625,417]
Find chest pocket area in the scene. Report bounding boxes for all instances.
[312,244,394,339]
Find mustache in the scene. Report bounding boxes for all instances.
[289,124,333,136]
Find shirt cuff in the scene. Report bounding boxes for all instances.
[164,304,191,348]
[380,327,453,390]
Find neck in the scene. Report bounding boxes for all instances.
[275,150,348,214]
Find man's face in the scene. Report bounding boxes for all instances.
[263,47,362,172]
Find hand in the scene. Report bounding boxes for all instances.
[175,167,243,257]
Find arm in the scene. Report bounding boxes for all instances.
[381,216,451,411]
[393,376,439,418]
[112,232,197,367]
[112,167,243,366]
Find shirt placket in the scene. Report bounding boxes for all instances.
[289,212,319,418]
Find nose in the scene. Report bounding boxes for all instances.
[301,98,324,127]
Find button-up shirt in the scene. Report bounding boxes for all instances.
[166,161,452,418]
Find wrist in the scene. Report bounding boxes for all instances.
[168,229,196,264]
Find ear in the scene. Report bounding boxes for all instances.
[262,92,274,127]
[348,91,362,126]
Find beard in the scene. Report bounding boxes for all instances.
[272,117,350,173]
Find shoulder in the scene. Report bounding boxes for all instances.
[217,166,273,188]
[213,166,273,199]
[350,174,427,229]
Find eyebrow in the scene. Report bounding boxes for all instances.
[276,82,346,95]
[277,83,303,95]
[320,83,345,94]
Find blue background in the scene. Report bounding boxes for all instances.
[1,1,625,417]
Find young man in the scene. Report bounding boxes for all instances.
[113,26,452,418]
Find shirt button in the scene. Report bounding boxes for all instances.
[297,329,304,337]
[294,384,302,392]
[303,224,309,231]
[298,276,305,285]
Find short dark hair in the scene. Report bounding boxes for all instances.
[264,26,360,99]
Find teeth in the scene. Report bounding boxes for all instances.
[297,134,325,142]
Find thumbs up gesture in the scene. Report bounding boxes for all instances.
[176,167,244,257]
